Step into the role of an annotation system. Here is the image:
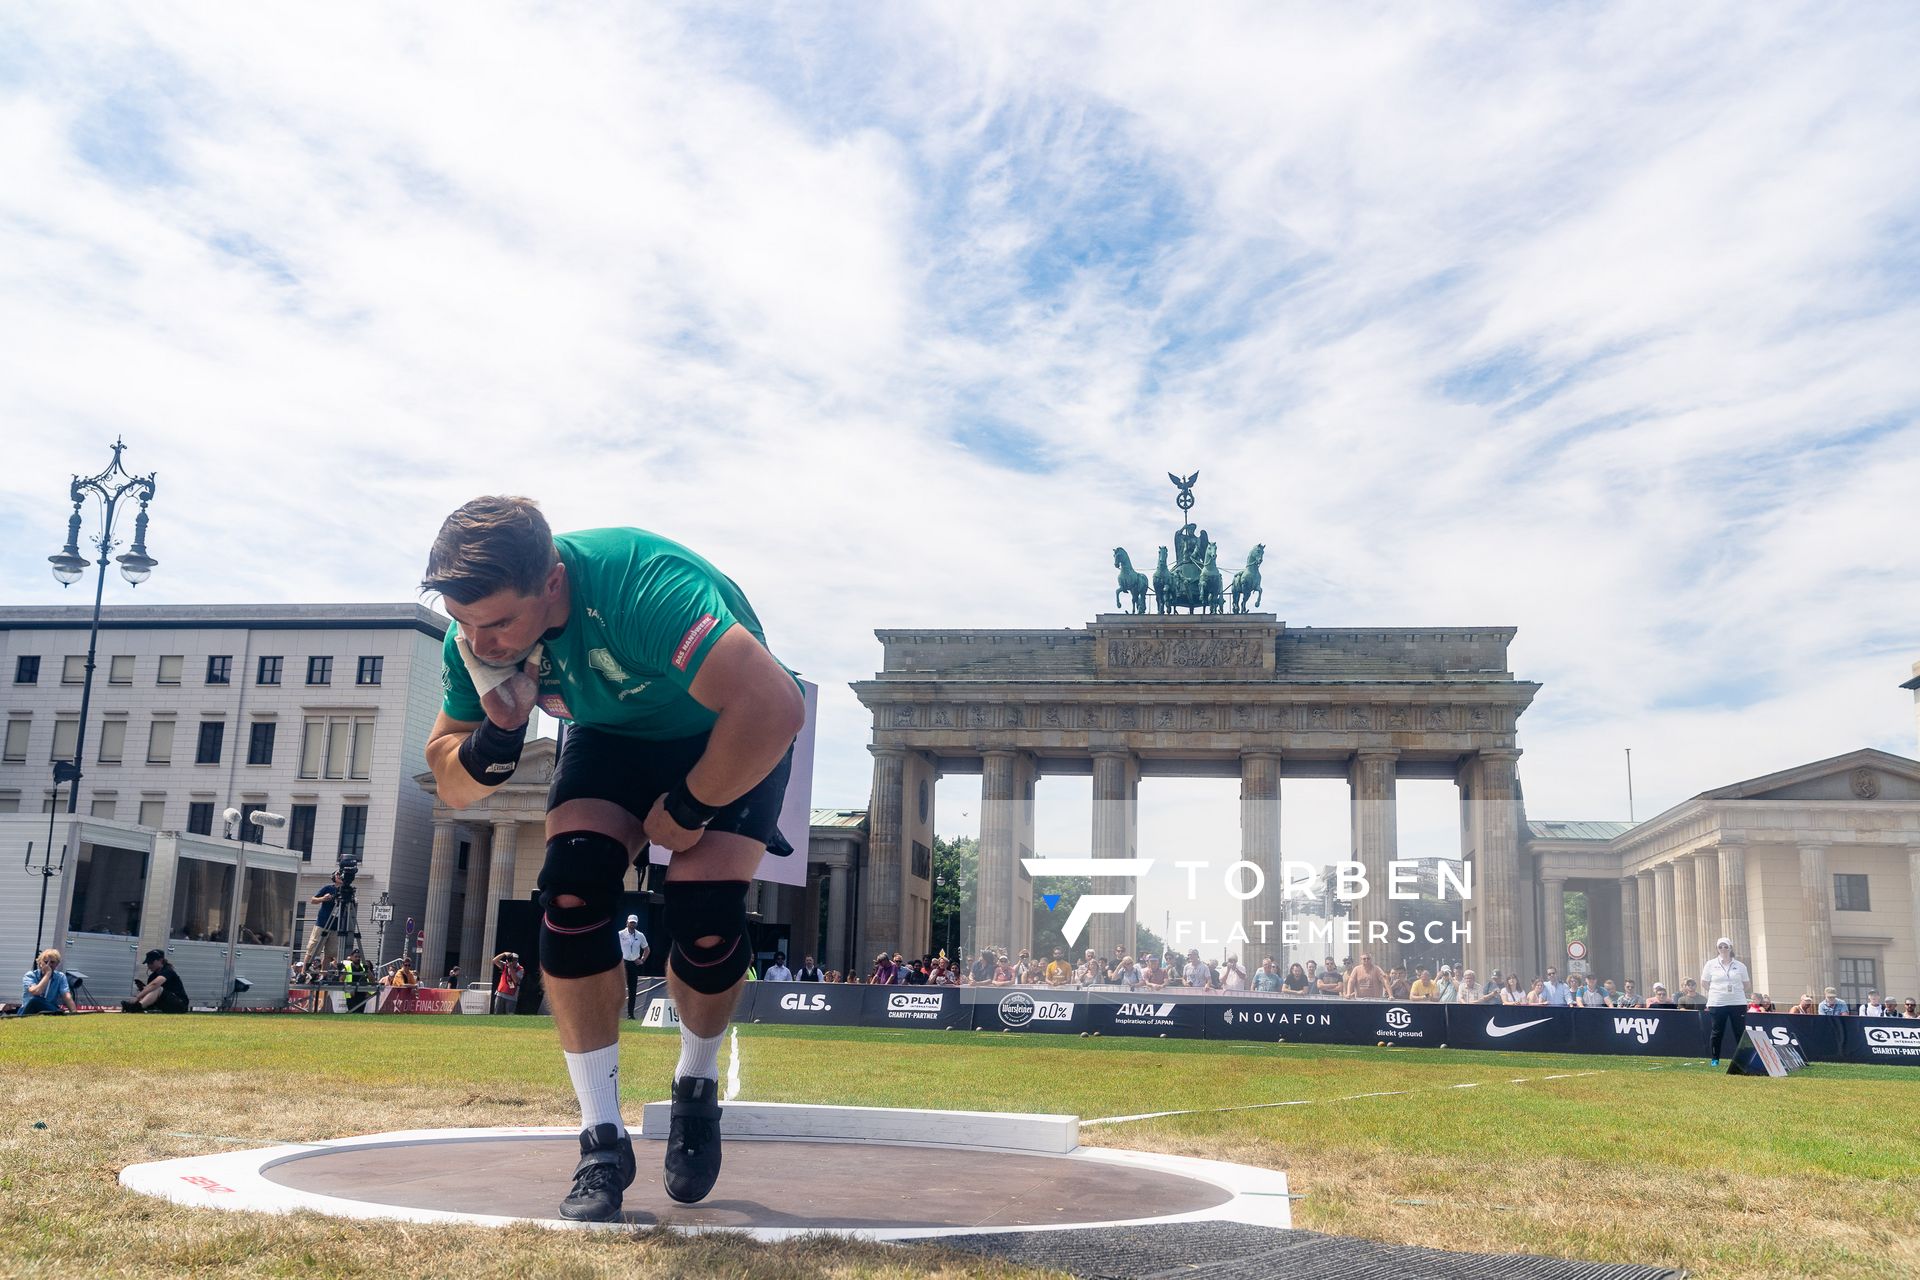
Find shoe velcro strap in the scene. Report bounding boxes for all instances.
[672,1095,723,1121]
[574,1145,626,1173]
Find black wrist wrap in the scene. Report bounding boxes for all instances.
[458,718,528,785]
[663,780,720,830]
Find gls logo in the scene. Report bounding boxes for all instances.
[778,992,831,1012]
[1021,857,1156,945]
[1614,1016,1660,1044]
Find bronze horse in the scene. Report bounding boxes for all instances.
[1113,547,1150,614]
[1230,543,1265,613]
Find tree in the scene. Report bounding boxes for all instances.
[931,835,977,957]
[1031,875,1092,959]
[1135,920,1168,958]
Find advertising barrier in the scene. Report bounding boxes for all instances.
[691,984,1917,1065]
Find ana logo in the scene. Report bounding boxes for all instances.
[1614,1016,1659,1045]
[778,992,830,1012]
[1385,1007,1412,1030]
[1865,1025,1920,1048]
[1485,1016,1552,1039]
[1020,857,1156,945]
[587,649,631,683]
[998,992,1036,1027]
[1117,1002,1176,1018]
[887,992,944,1013]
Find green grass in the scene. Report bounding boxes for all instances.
[3,1015,1917,1278]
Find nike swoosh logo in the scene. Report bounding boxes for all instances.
[1486,1017,1552,1038]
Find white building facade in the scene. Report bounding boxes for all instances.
[0,604,448,975]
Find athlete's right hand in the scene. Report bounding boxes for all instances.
[478,660,539,731]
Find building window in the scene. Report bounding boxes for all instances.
[187,801,215,836]
[195,721,225,765]
[97,718,127,764]
[351,719,374,779]
[301,715,374,780]
[14,655,39,684]
[357,656,383,685]
[247,721,276,766]
[1838,956,1878,1010]
[90,796,116,818]
[146,719,175,764]
[207,655,232,684]
[307,656,332,685]
[138,798,166,828]
[289,804,317,861]
[52,718,79,763]
[66,843,147,935]
[3,718,28,764]
[157,655,182,685]
[0,793,21,814]
[109,655,135,684]
[457,839,470,872]
[258,656,283,685]
[912,840,931,880]
[338,804,368,858]
[238,802,266,844]
[1834,874,1871,912]
[62,655,85,683]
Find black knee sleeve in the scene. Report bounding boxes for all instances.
[665,880,751,994]
[536,831,629,979]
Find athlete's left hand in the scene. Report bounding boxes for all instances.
[643,796,703,853]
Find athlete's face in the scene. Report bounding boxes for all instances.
[447,565,565,665]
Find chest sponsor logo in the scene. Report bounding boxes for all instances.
[537,693,573,721]
[1614,1016,1660,1044]
[673,614,720,671]
[886,992,946,1018]
[1485,1016,1552,1038]
[778,992,831,1012]
[588,649,631,683]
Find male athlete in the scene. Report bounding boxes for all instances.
[421,496,803,1221]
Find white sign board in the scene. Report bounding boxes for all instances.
[1569,958,1591,976]
[370,903,394,923]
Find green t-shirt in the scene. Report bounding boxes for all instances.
[441,527,786,740]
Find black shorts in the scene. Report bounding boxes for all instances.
[549,726,794,854]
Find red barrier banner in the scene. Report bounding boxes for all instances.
[378,987,464,1014]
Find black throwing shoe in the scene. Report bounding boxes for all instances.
[662,1075,723,1204]
[558,1122,635,1222]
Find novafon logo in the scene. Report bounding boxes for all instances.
[887,992,945,1013]
[1614,1016,1660,1045]
[1117,1002,1176,1018]
[778,992,831,1012]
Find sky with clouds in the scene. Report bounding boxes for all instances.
[2,4,1916,944]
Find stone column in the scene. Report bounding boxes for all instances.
[1350,749,1400,967]
[1239,751,1284,961]
[1540,874,1566,974]
[1090,750,1136,959]
[420,820,459,977]
[1620,875,1642,994]
[1693,851,1721,969]
[825,860,850,975]
[458,838,491,983]
[1635,870,1657,992]
[797,867,822,965]
[1474,750,1522,981]
[479,819,519,975]
[1653,861,1677,993]
[1908,847,1920,1001]
[1672,855,1698,988]
[1717,838,1750,969]
[1800,844,1835,992]
[858,749,907,970]
[976,750,1023,959]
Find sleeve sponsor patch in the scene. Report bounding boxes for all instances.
[672,613,719,671]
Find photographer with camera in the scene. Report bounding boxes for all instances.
[493,951,526,1015]
[300,871,344,979]
[21,949,79,1016]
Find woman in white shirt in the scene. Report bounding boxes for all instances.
[1700,937,1752,1066]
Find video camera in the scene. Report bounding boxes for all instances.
[338,852,361,887]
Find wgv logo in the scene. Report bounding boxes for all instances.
[1021,857,1156,945]
[1614,1016,1659,1045]
[779,992,830,1012]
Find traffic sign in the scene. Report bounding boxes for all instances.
[1566,939,1587,960]
[370,903,394,923]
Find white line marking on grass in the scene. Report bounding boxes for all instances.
[1084,1067,1614,1127]
[723,1026,742,1102]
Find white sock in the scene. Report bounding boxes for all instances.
[564,1044,625,1135]
[675,1026,725,1081]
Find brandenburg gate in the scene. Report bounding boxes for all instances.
[851,477,1539,978]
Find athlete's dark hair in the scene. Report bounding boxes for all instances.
[420,496,556,604]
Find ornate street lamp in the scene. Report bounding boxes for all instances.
[32,439,158,962]
[46,437,159,814]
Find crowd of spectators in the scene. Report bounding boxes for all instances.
[803,944,1919,1017]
